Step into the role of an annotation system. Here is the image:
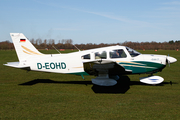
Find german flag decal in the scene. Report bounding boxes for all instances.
[20,39,26,42]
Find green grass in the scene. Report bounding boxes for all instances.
[0,49,180,119]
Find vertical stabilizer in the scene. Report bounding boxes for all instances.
[10,33,43,62]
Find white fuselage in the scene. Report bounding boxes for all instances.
[24,46,176,75]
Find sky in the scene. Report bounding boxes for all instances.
[0,0,180,44]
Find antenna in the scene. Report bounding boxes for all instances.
[52,46,61,54]
[73,44,81,51]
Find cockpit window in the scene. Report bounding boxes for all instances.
[110,49,127,58]
[95,51,107,59]
[82,54,90,59]
[126,47,141,57]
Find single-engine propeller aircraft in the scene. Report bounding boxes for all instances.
[4,33,177,86]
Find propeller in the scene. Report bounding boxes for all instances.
[168,54,170,67]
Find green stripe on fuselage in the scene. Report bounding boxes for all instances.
[119,61,165,74]
[69,72,89,76]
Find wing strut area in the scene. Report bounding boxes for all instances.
[91,63,117,86]
[83,60,132,86]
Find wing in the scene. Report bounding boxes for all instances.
[83,60,132,86]
[83,60,132,76]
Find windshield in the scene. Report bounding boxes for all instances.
[126,47,141,57]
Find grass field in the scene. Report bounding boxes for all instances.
[0,49,180,119]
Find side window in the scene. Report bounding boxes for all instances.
[110,49,127,58]
[82,54,90,59]
[95,51,107,59]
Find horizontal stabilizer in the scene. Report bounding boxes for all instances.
[4,62,30,70]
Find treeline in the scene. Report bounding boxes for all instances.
[0,41,14,50]
[0,39,180,50]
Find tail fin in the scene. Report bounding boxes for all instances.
[10,33,43,62]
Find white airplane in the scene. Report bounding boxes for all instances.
[4,33,177,86]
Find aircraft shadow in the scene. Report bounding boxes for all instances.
[19,79,92,86]
[19,76,177,94]
[92,77,176,94]
[92,76,130,94]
